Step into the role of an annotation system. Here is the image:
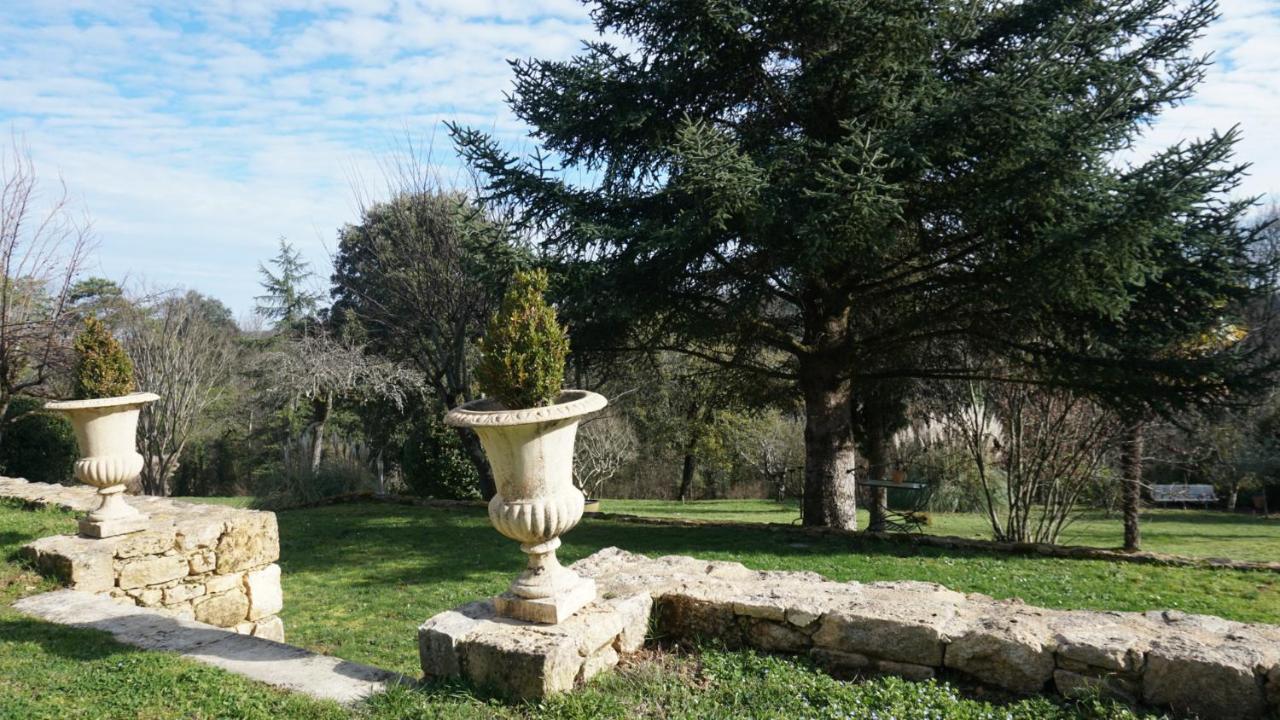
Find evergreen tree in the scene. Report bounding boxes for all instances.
[255,237,320,333]
[454,0,1272,528]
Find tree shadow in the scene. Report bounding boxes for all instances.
[272,502,1021,594]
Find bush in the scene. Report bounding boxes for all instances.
[475,269,568,408]
[72,316,134,399]
[0,397,76,484]
[401,417,480,500]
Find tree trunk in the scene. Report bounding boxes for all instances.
[865,431,889,533]
[679,449,697,501]
[799,355,858,529]
[1120,420,1144,551]
[310,395,331,475]
[1227,483,1239,511]
[455,427,496,500]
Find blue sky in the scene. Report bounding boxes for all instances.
[1,0,1277,319]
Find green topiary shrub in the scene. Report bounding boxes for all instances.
[475,269,569,408]
[72,316,135,399]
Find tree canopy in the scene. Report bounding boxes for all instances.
[453,0,1273,528]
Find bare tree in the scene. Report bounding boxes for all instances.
[123,291,237,496]
[0,136,91,448]
[726,409,805,502]
[258,333,423,474]
[951,382,1117,544]
[573,414,638,500]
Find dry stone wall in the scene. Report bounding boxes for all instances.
[1,477,284,641]
[423,547,1280,719]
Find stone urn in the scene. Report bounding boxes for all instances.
[446,389,606,624]
[46,392,159,538]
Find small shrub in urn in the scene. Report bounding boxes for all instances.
[46,317,159,538]
[446,270,605,623]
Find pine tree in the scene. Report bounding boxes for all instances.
[453,0,1275,528]
[255,237,320,333]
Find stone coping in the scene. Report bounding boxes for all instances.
[421,547,1280,719]
[14,590,404,705]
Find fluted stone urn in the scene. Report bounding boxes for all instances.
[446,389,607,624]
[46,392,159,538]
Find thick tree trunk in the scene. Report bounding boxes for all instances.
[1120,421,1144,551]
[865,431,889,533]
[799,356,858,530]
[455,427,497,500]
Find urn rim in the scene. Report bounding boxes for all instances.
[45,392,161,412]
[445,389,606,428]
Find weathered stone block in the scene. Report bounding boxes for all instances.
[809,647,872,679]
[195,590,250,627]
[205,572,244,594]
[245,564,283,620]
[252,615,286,643]
[581,643,618,683]
[812,610,948,666]
[126,587,163,606]
[1143,637,1268,720]
[114,531,175,559]
[22,535,115,592]
[216,513,279,573]
[164,582,206,605]
[748,619,811,653]
[118,555,188,590]
[188,548,216,574]
[876,659,935,681]
[944,611,1055,694]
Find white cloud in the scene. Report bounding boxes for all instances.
[0,0,1275,317]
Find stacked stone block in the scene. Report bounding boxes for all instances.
[2,477,284,641]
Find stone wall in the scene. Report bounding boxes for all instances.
[1,477,284,641]
[423,547,1280,719]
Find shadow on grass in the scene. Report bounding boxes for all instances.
[0,617,143,662]
[273,502,1013,591]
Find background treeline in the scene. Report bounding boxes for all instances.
[3,157,1278,527]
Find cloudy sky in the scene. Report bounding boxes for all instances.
[1,1,1277,318]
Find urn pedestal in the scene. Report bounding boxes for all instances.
[45,392,160,538]
[446,390,607,624]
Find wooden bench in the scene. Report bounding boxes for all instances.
[1150,484,1218,506]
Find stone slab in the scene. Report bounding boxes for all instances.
[494,577,597,624]
[79,515,149,538]
[13,590,404,705]
[419,590,651,699]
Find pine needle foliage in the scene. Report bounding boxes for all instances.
[476,269,569,408]
[72,316,135,399]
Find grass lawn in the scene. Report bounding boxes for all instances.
[599,498,1280,562]
[6,498,1271,718]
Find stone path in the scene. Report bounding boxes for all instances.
[14,589,407,705]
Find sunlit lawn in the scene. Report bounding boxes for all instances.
[1,499,1175,719]
[599,498,1280,562]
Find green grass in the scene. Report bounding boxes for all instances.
[6,498,1269,718]
[278,502,1280,677]
[599,498,1280,562]
[0,500,349,720]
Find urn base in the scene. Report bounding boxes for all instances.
[78,485,147,538]
[494,576,597,624]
